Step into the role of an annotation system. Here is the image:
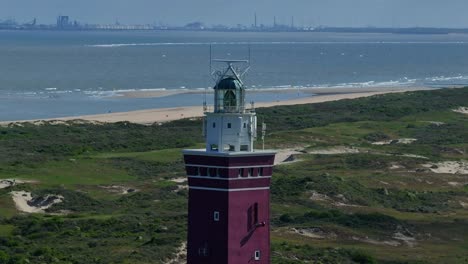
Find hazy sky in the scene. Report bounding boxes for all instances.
[2,0,468,28]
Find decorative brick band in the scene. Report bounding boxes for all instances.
[188,177,270,189]
[188,175,272,180]
[185,164,274,169]
[189,186,270,192]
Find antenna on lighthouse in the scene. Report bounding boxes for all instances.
[261,122,267,150]
[204,45,212,113]
[209,44,214,78]
[209,44,251,82]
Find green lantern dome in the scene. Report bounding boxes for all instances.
[214,77,243,90]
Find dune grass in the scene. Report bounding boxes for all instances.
[0,87,466,263]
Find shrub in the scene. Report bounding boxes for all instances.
[279,214,293,223]
[350,250,377,264]
[0,251,9,264]
[363,132,390,142]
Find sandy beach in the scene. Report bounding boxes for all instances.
[113,86,428,99]
[1,86,433,125]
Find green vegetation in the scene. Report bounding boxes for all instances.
[0,87,467,263]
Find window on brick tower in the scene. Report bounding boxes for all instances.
[198,243,209,257]
[247,203,259,231]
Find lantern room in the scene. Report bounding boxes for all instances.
[214,77,245,113]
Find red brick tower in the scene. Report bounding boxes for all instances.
[183,60,275,264]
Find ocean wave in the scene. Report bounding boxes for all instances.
[426,75,468,82]
[317,79,418,89]
[82,88,175,98]
[139,88,168,91]
[86,41,468,48]
[5,75,464,100]
[246,79,418,91]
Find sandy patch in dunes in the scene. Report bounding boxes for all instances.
[309,191,362,207]
[427,121,445,126]
[393,232,417,247]
[352,236,401,247]
[170,177,187,183]
[453,106,468,114]
[291,227,337,239]
[352,226,416,247]
[308,146,359,155]
[389,164,404,170]
[101,185,137,194]
[166,242,187,264]
[11,191,63,213]
[423,161,468,174]
[333,202,362,207]
[0,179,36,189]
[274,149,304,165]
[309,191,332,202]
[169,178,188,192]
[173,185,188,192]
[448,182,463,187]
[0,179,19,189]
[372,138,417,145]
[400,154,428,159]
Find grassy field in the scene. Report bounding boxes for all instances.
[0,87,467,263]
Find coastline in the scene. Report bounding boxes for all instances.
[113,86,429,99]
[0,86,434,125]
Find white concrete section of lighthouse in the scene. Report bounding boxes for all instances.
[205,112,257,152]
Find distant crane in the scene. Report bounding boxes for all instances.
[23,18,37,27]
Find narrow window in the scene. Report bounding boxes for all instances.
[209,168,217,177]
[254,250,261,261]
[249,168,254,177]
[227,123,232,128]
[243,122,247,128]
[216,168,220,177]
[247,203,259,232]
[196,167,200,176]
[247,206,253,231]
[214,211,220,221]
[254,203,258,224]
[238,168,242,177]
[212,122,216,128]
[258,167,263,176]
[241,168,247,178]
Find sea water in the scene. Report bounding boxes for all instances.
[1,30,468,121]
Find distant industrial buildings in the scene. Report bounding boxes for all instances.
[1,15,468,34]
[56,16,70,29]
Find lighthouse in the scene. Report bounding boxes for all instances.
[183,60,276,263]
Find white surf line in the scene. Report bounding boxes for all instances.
[86,41,468,48]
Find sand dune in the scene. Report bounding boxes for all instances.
[11,191,63,213]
